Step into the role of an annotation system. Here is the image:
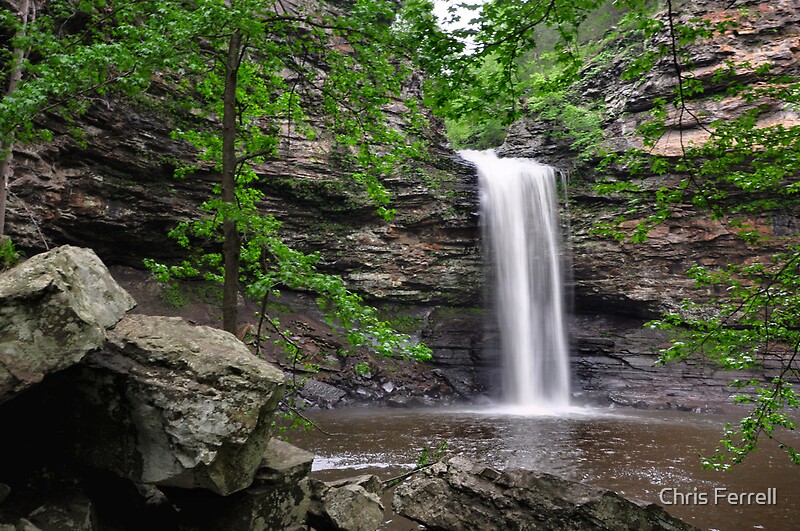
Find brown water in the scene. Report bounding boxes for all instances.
[288,406,800,531]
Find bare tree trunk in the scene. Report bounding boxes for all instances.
[0,0,31,238]
[221,28,243,334]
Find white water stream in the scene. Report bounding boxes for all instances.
[460,149,570,410]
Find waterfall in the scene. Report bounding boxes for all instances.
[460,149,570,410]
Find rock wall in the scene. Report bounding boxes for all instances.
[5,75,490,397]
[7,1,797,408]
[6,90,482,306]
[500,0,800,407]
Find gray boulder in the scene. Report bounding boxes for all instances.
[0,245,135,403]
[25,491,97,531]
[308,474,384,531]
[67,314,285,496]
[393,456,698,531]
[170,438,314,530]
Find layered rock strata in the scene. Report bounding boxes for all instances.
[499,0,800,406]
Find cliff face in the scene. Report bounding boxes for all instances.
[5,72,490,399]
[6,1,797,408]
[8,95,483,306]
[500,0,800,407]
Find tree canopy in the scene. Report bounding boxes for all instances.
[418,0,800,468]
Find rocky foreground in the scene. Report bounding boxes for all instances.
[0,246,382,530]
[0,246,696,530]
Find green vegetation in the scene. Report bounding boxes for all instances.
[586,5,800,470]
[414,0,635,150]
[649,254,800,469]
[1,0,797,465]
[354,362,372,378]
[0,237,20,270]
[416,440,449,467]
[0,0,182,237]
[410,0,800,468]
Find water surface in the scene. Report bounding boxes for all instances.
[290,406,800,531]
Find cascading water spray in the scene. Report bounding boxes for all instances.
[460,149,570,410]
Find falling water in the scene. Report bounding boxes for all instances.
[460,149,570,410]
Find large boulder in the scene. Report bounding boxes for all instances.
[65,314,285,496]
[0,245,135,404]
[169,438,314,530]
[393,457,697,531]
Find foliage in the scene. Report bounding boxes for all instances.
[143,0,433,362]
[354,362,372,378]
[0,0,194,237]
[416,439,449,467]
[418,1,800,467]
[586,2,800,467]
[0,0,183,145]
[0,237,20,270]
[648,251,800,468]
[405,0,649,148]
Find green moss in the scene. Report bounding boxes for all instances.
[389,315,424,334]
[434,306,484,318]
[0,237,22,270]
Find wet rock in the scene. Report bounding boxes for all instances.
[386,395,426,408]
[26,492,97,531]
[394,456,698,531]
[0,246,135,404]
[569,313,762,410]
[308,475,384,531]
[67,314,285,495]
[170,439,314,531]
[301,379,347,407]
[325,474,382,497]
[323,484,384,531]
[13,519,38,531]
[0,481,98,531]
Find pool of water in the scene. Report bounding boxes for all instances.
[288,406,800,530]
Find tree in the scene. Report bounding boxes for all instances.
[417,0,800,467]
[0,0,432,362]
[141,0,433,360]
[0,0,30,238]
[0,0,189,237]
